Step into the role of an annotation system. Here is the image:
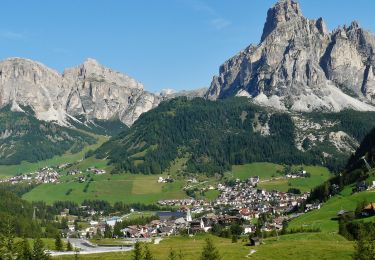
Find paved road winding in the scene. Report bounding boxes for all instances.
[49,238,133,256]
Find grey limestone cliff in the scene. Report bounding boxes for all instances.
[206,0,375,112]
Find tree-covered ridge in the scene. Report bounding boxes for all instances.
[68,114,128,136]
[95,97,375,175]
[346,126,375,171]
[0,189,41,237]
[0,105,96,164]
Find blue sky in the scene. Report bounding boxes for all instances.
[1,0,374,92]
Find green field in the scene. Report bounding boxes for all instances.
[228,162,284,180]
[0,135,108,178]
[258,166,331,192]
[53,233,354,260]
[289,185,375,232]
[227,163,331,193]
[23,173,187,204]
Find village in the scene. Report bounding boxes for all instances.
[51,173,317,244]
[0,164,106,185]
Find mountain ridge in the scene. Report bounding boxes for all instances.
[0,57,206,127]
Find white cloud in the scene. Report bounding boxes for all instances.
[0,30,26,40]
[210,18,231,30]
[180,0,231,30]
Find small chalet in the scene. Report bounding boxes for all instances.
[250,237,260,246]
[363,202,375,216]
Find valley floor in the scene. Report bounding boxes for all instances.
[21,162,330,205]
[53,233,354,260]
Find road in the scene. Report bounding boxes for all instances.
[49,238,133,256]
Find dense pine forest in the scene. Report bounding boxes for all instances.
[95,97,375,175]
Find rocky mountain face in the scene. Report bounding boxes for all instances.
[0,58,205,127]
[206,0,375,112]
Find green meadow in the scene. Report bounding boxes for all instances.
[54,233,354,260]
[228,162,284,180]
[258,166,331,192]
[0,135,108,179]
[23,173,187,204]
[227,163,331,193]
[289,186,375,232]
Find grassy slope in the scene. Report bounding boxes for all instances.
[0,135,108,179]
[23,173,187,204]
[54,233,353,260]
[227,163,331,193]
[258,166,331,192]
[289,185,375,232]
[228,162,284,180]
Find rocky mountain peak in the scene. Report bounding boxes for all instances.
[206,0,375,113]
[261,0,302,42]
[1,57,61,78]
[64,58,144,90]
[315,17,329,36]
[349,20,360,30]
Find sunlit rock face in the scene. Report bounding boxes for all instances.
[206,0,375,112]
[0,57,206,127]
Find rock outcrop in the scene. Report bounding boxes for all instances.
[206,0,375,112]
[0,57,205,127]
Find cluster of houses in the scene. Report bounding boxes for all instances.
[87,167,106,175]
[0,167,60,184]
[66,167,106,183]
[353,180,375,193]
[1,162,109,186]
[214,177,309,216]
[157,176,174,183]
[68,204,293,240]
[285,170,309,179]
[67,169,83,176]
[157,198,208,207]
[58,163,73,169]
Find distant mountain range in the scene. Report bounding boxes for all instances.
[206,0,375,113]
[0,57,206,127]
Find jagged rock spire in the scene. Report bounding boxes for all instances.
[261,0,302,42]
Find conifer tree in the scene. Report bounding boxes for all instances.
[66,240,73,252]
[133,241,143,260]
[353,230,375,260]
[143,244,154,260]
[32,237,50,260]
[0,219,17,259]
[200,238,221,260]
[18,237,32,260]
[54,234,63,251]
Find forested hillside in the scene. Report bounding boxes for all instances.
[0,189,41,237]
[95,97,375,175]
[68,115,128,136]
[0,105,97,164]
[346,127,375,171]
[307,124,375,204]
